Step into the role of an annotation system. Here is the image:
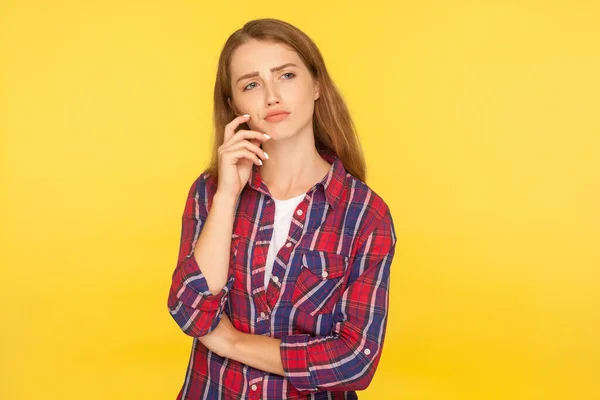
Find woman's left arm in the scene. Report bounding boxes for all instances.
[197,312,285,375]
[200,209,397,391]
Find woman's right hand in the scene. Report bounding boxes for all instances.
[216,114,271,199]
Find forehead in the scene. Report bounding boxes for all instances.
[229,40,304,78]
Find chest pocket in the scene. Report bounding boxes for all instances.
[291,250,349,316]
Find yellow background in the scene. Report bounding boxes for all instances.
[1,1,599,399]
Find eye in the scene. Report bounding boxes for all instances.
[243,82,257,91]
[242,72,296,91]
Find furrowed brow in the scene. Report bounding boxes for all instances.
[235,63,298,83]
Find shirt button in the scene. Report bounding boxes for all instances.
[296,209,303,216]
[321,270,328,278]
[285,242,292,248]
[272,276,279,283]
[364,348,371,355]
[251,384,258,391]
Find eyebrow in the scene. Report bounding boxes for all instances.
[235,63,298,83]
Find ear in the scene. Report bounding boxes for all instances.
[313,81,320,101]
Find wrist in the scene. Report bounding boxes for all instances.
[214,190,238,205]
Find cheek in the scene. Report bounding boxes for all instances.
[298,96,316,117]
[246,119,266,134]
[237,100,261,119]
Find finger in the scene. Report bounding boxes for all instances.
[224,129,271,147]
[222,148,264,167]
[221,140,269,162]
[224,114,251,143]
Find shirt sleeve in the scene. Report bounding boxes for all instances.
[280,207,397,392]
[167,173,235,337]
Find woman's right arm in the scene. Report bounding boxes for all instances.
[192,187,238,296]
[167,174,239,338]
[167,114,270,337]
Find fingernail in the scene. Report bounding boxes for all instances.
[258,159,263,165]
[243,114,250,118]
[264,151,269,159]
[263,134,271,139]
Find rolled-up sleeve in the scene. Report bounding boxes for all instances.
[167,173,234,337]
[280,208,396,392]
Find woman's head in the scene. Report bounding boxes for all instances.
[228,39,319,143]
[206,18,366,182]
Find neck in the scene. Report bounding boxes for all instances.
[259,131,331,200]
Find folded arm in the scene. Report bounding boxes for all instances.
[210,209,396,392]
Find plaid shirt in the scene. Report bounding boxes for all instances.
[168,150,397,399]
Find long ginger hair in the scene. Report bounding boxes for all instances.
[204,18,366,183]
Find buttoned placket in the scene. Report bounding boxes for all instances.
[248,171,314,324]
[267,198,308,306]
[247,377,262,400]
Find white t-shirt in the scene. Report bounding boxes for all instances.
[264,192,306,289]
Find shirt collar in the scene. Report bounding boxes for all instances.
[247,148,346,210]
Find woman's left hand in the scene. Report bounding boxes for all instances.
[197,313,240,358]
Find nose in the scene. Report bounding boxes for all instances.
[264,81,281,107]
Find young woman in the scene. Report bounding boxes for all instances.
[167,18,397,400]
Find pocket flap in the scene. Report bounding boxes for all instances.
[300,250,348,280]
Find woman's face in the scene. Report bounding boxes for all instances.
[228,39,319,139]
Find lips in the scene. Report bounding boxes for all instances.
[265,111,290,123]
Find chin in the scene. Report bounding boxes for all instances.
[269,127,298,139]
[265,121,307,138]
